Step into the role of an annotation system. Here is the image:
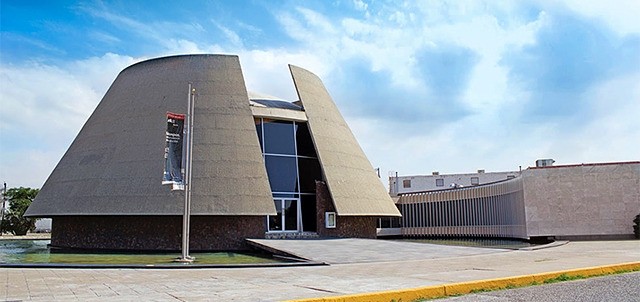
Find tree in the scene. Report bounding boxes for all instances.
[1,187,39,235]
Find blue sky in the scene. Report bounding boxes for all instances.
[1,0,639,188]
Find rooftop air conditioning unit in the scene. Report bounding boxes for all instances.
[536,159,555,167]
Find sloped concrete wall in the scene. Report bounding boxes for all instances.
[27,55,275,216]
[289,65,400,217]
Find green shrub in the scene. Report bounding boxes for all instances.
[634,213,640,239]
[1,187,39,235]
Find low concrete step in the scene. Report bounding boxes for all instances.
[264,232,320,239]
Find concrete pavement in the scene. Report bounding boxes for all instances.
[2,240,639,301]
[247,238,507,264]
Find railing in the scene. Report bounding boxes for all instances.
[397,177,527,239]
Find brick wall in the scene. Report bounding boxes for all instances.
[315,181,377,238]
[51,215,265,251]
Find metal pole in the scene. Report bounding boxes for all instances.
[0,182,6,236]
[179,84,195,262]
[187,86,195,257]
[395,171,399,195]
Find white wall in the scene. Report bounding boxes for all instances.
[390,171,519,195]
[522,163,640,238]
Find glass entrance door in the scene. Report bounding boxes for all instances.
[268,198,300,232]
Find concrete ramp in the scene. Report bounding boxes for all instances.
[247,238,507,264]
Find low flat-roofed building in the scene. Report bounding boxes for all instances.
[389,170,520,196]
[384,161,640,240]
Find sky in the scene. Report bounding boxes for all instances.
[1,0,639,189]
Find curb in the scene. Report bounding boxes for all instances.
[518,240,569,251]
[284,261,640,302]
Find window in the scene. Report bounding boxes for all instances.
[403,179,411,188]
[471,177,479,185]
[254,118,263,151]
[298,157,322,193]
[256,118,322,233]
[300,194,317,232]
[295,123,317,157]
[263,119,296,155]
[264,155,298,192]
[436,179,444,187]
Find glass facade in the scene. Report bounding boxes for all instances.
[264,156,298,192]
[255,118,322,232]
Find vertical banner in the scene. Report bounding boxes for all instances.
[163,112,186,189]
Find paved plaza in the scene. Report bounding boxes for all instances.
[247,238,507,264]
[2,239,639,301]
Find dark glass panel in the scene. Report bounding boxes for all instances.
[254,118,263,151]
[284,199,298,231]
[268,201,283,231]
[300,195,317,232]
[265,155,298,192]
[380,218,391,228]
[391,217,401,228]
[295,123,317,157]
[298,157,322,193]
[263,119,295,155]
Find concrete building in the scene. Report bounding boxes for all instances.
[522,162,640,240]
[384,161,640,240]
[389,170,520,196]
[25,54,400,251]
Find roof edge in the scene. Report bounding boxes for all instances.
[528,161,640,170]
[122,53,239,74]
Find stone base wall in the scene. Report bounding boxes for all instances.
[51,215,265,251]
[315,181,377,238]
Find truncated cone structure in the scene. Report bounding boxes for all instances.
[26,54,400,251]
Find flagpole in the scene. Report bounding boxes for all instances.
[0,182,6,236]
[178,84,195,262]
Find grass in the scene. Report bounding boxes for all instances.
[542,273,585,284]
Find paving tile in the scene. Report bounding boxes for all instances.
[1,240,639,301]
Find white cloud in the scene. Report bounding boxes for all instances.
[76,2,206,50]
[354,71,640,178]
[546,72,640,164]
[237,2,638,178]
[560,0,640,35]
[353,0,368,12]
[0,54,137,187]
[163,39,207,55]
[213,22,244,48]
[1,150,62,189]
[89,31,121,45]
[238,49,318,100]
[2,0,638,190]
[314,2,637,177]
